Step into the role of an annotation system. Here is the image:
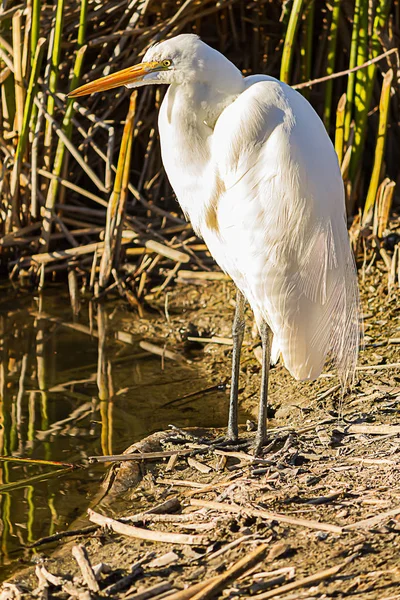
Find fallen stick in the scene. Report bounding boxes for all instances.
[190,499,343,534]
[139,340,189,363]
[177,270,230,281]
[346,424,400,435]
[88,509,207,545]
[344,505,400,530]
[145,239,190,263]
[88,449,198,463]
[163,578,222,600]
[71,544,100,593]
[26,238,131,266]
[245,559,350,599]
[125,582,173,600]
[187,336,234,345]
[356,362,400,371]
[102,553,155,596]
[191,543,269,600]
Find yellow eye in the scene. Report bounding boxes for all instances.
[162,59,172,68]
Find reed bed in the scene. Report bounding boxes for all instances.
[0,0,399,301]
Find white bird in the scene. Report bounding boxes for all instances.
[71,34,360,452]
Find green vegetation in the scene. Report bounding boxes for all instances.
[0,0,398,288]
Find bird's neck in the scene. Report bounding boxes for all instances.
[159,80,242,229]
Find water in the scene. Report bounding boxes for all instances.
[0,284,232,581]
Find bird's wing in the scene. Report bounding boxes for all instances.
[204,77,359,383]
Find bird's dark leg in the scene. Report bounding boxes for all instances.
[254,321,273,455]
[227,288,245,441]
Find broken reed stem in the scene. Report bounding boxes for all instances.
[99,92,136,288]
[375,179,395,237]
[280,0,304,84]
[363,69,393,225]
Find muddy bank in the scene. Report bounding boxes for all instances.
[2,265,400,599]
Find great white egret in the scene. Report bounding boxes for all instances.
[71,34,360,452]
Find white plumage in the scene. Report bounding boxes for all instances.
[152,36,360,384]
[71,33,361,449]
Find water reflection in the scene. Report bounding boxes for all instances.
[0,286,229,580]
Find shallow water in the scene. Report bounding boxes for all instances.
[0,284,233,581]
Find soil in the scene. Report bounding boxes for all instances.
[2,260,400,600]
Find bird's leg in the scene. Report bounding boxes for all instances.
[227,288,245,441]
[254,321,273,455]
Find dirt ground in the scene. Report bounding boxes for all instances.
[2,259,400,599]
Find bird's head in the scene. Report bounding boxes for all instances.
[69,34,242,97]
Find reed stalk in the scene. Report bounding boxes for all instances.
[43,0,65,159]
[280,0,304,84]
[31,0,41,65]
[323,0,340,128]
[344,0,360,144]
[29,0,41,126]
[334,93,346,166]
[21,3,31,80]
[363,69,393,225]
[97,304,108,402]
[299,0,314,100]
[40,44,87,253]
[99,92,136,289]
[349,0,391,184]
[8,38,46,229]
[12,9,24,135]
[46,0,88,213]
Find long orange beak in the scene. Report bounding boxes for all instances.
[69,61,161,98]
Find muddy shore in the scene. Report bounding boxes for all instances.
[2,264,400,599]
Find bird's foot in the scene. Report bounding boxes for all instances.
[204,435,250,452]
[162,424,204,446]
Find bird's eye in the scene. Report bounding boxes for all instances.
[162,59,172,68]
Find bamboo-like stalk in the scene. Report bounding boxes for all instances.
[344,0,360,144]
[12,9,24,135]
[114,133,134,266]
[299,0,314,100]
[40,44,87,253]
[349,0,391,184]
[323,0,340,128]
[99,92,136,288]
[334,93,346,166]
[362,69,393,225]
[31,0,41,66]
[97,303,108,402]
[350,0,368,183]
[8,38,46,230]
[28,0,41,127]
[280,0,304,84]
[43,0,65,159]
